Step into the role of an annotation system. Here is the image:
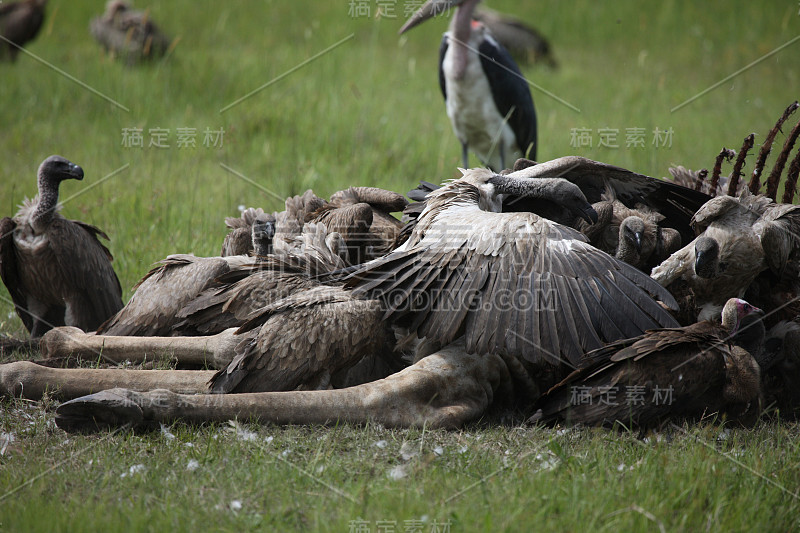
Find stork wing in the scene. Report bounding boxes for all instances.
[346,210,678,368]
[478,35,538,160]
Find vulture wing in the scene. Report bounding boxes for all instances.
[346,208,678,369]
[47,218,123,332]
[0,217,34,332]
[210,285,388,393]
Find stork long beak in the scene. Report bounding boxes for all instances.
[399,0,462,34]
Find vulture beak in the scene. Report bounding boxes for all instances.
[694,249,717,278]
[633,231,643,253]
[399,0,462,34]
[577,204,599,225]
[69,163,85,181]
[264,221,276,240]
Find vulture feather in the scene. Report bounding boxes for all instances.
[652,189,800,322]
[531,298,767,428]
[0,156,123,337]
[345,167,679,394]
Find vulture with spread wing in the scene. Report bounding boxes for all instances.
[345,166,680,391]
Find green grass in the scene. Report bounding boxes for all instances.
[2,0,800,530]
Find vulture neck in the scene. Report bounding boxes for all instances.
[31,173,61,233]
[733,316,766,363]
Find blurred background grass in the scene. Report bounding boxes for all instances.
[1,0,798,334]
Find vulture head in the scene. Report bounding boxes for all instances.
[694,236,720,279]
[39,155,84,186]
[721,298,765,354]
[483,170,598,224]
[620,216,645,254]
[251,213,276,257]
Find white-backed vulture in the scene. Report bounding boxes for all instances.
[95,254,253,337]
[405,157,710,245]
[651,189,800,321]
[0,0,46,61]
[576,197,682,272]
[173,223,346,336]
[272,190,327,255]
[345,167,679,388]
[0,156,123,337]
[220,207,275,257]
[90,0,171,64]
[326,186,407,258]
[0,162,732,435]
[530,298,766,428]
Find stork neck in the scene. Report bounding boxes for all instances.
[448,1,478,80]
[31,174,60,232]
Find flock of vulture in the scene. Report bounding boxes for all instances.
[1,0,800,433]
[2,104,800,432]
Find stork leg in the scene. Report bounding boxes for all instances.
[0,360,214,401]
[39,326,239,370]
[54,345,518,433]
[498,138,506,171]
[461,142,470,168]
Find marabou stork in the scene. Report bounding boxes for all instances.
[400,0,538,171]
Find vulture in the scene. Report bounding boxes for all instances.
[310,186,407,263]
[575,196,682,273]
[651,189,800,322]
[404,157,710,247]
[174,223,347,337]
[220,207,275,257]
[400,0,538,171]
[0,0,46,61]
[90,0,171,64]
[272,190,328,255]
[344,166,680,394]
[209,284,395,394]
[0,156,123,337]
[531,298,767,429]
[274,187,406,265]
[95,254,252,337]
[472,6,557,68]
[760,321,800,420]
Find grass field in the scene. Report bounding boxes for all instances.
[1,1,800,531]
